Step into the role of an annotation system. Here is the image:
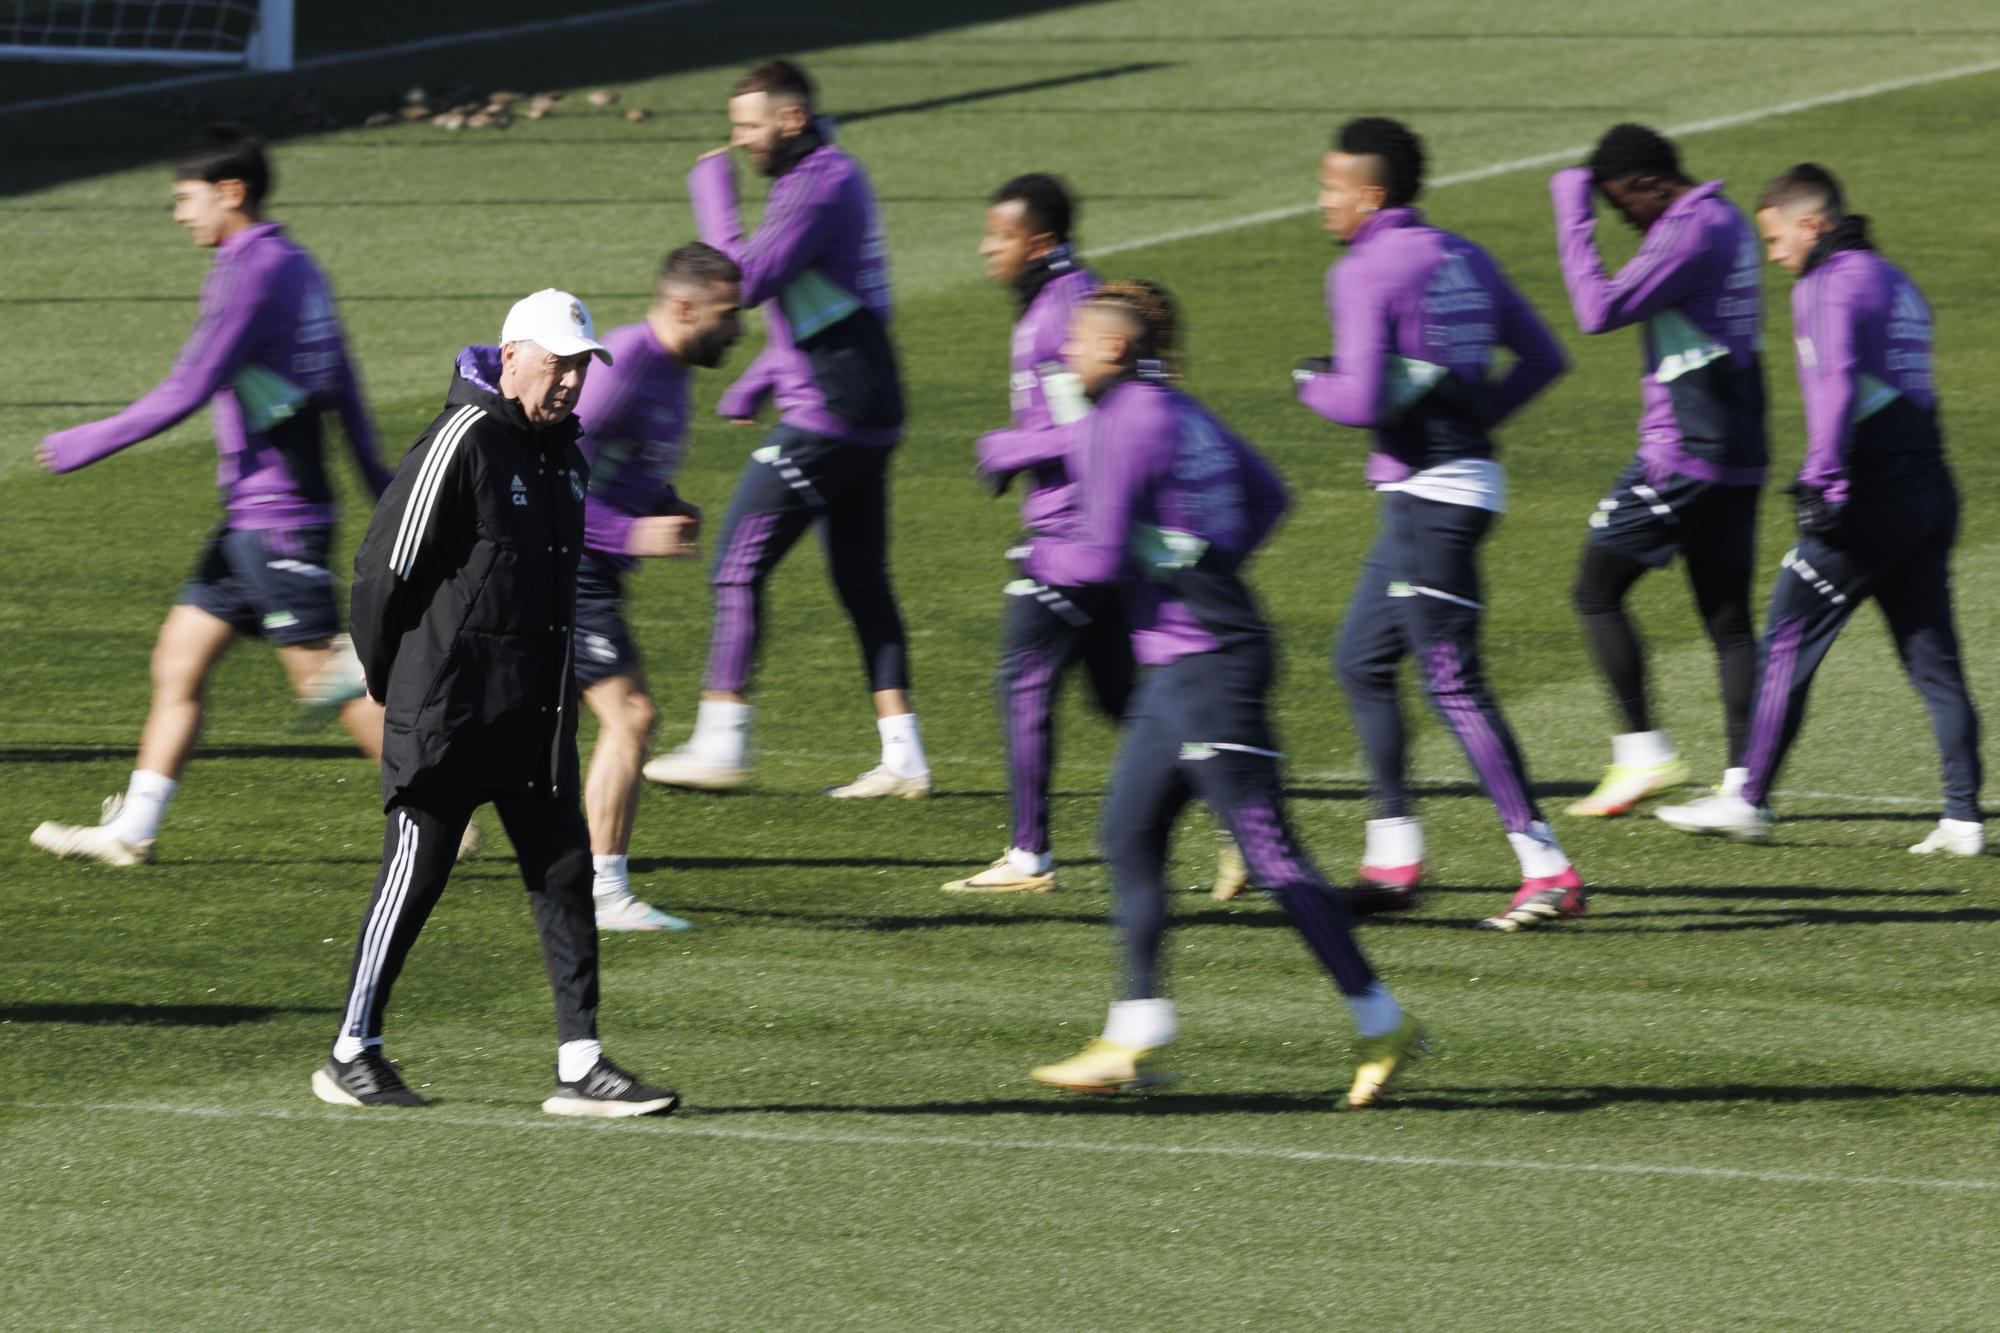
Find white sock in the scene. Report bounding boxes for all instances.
[557,1039,604,1083]
[109,769,177,845]
[1102,998,1177,1049]
[1363,816,1423,868]
[1719,767,1749,799]
[691,699,751,765]
[331,1034,380,1063]
[591,854,629,901]
[1006,846,1053,876]
[1346,982,1403,1039]
[1507,820,1572,878]
[1611,730,1676,769]
[877,713,928,778]
[1941,818,1983,837]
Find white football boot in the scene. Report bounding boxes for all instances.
[1909,819,1984,857]
[1655,791,1772,840]
[826,766,930,799]
[30,794,152,866]
[641,744,752,791]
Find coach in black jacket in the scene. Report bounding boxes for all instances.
[313,289,677,1118]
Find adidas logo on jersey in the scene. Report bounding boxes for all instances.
[511,474,528,507]
[1889,283,1931,342]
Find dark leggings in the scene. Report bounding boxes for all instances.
[1571,543,1756,764]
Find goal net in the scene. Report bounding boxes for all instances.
[0,0,292,69]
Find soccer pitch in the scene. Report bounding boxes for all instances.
[4,1,1999,1326]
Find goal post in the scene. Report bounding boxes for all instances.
[0,0,294,70]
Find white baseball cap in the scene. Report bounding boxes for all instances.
[500,288,613,364]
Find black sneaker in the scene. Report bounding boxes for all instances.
[541,1056,679,1118]
[311,1050,428,1108]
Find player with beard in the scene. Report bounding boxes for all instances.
[645,60,927,799]
[566,243,743,931]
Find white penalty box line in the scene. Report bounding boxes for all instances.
[11,1099,2000,1195]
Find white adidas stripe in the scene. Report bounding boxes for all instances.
[391,405,482,580]
[339,812,420,1043]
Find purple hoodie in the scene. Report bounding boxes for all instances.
[39,221,388,527]
[690,135,901,445]
[1551,170,1767,486]
[1793,232,1943,505]
[569,322,692,569]
[1296,208,1565,486]
[975,249,1098,537]
[1027,377,1291,667]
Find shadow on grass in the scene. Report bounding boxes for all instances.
[629,854,1103,874]
[0,1002,334,1026]
[691,1081,2000,1118]
[0,743,361,765]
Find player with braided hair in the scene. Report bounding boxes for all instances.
[1026,280,1423,1110]
[1296,116,1585,933]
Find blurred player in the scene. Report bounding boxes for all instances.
[645,59,927,798]
[30,124,392,866]
[1551,124,1767,816]
[1025,281,1424,1109]
[568,244,743,931]
[940,172,1128,893]
[1657,165,1983,850]
[316,290,677,1116]
[1296,117,1582,932]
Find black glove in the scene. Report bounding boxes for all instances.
[978,462,1018,499]
[1293,355,1331,385]
[1789,484,1843,537]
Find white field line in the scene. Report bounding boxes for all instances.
[8,1098,1997,1193]
[1095,55,2000,258]
[0,0,720,117]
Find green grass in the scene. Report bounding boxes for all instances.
[5,2,2000,1327]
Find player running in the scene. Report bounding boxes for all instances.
[1295,117,1583,932]
[939,172,1129,893]
[644,60,928,799]
[30,124,393,867]
[502,243,743,932]
[1025,281,1424,1109]
[1551,124,1767,817]
[1656,165,1983,851]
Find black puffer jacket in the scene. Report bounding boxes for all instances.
[351,348,586,807]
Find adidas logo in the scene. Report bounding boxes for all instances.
[511,474,528,507]
[1888,283,1930,342]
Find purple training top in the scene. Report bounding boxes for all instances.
[1793,241,1939,506]
[40,221,388,528]
[690,134,900,445]
[568,321,692,569]
[975,249,1098,537]
[1551,169,1768,486]
[1027,376,1291,667]
[1296,207,1565,485]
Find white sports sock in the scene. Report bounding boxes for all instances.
[1719,767,1749,799]
[1103,998,1177,1049]
[557,1039,604,1083]
[1941,818,1983,838]
[877,713,928,778]
[690,699,751,765]
[1611,730,1676,769]
[1363,816,1423,868]
[109,769,177,845]
[1346,982,1403,1039]
[591,854,629,901]
[1006,846,1053,876]
[331,1034,381,1063]
[1507,820,1572,878]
